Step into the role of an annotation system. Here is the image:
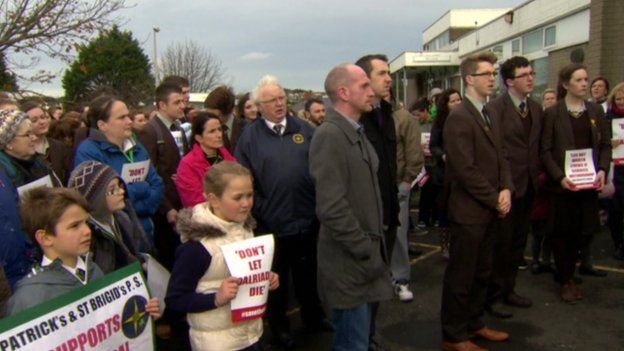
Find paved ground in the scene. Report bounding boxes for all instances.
[157,220,624,351]
[278,222,624,351]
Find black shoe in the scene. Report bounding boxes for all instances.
[304,318,334,333]
[408,247,423,257]
[369,335,391,351]
[578,265,607,277]
[485,302,513,319]
[272,332,295,349]
[531,263,544,275]
[504,292,532,308]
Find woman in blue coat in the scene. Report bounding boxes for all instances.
[74,95,163,248]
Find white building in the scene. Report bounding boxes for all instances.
[390,0,622,107]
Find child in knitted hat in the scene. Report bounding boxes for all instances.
[68,160,149,273]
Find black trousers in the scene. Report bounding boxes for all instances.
[441,219,497,342]
[267,233,325,334]
[488,190,533,301]
[547,191,599,284]
[369,226,397,340]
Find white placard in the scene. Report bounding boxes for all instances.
[140,253,170,315]
[120,160,150,184]
[565,148,597,190]
[612,119,624,165]
[421,132,431,157]
[17,175,53,196]
[220,235,274,323]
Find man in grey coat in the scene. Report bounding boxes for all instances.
[310,63,393,351]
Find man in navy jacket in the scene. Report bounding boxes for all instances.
[235,75,327,348]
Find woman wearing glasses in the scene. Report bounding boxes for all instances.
[0,109,62,189]
[540,63,611,304]
[74,95,164,251]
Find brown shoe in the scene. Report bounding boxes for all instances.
[560,281,580,304]
[442,340,488,351]
[470,327,509,341]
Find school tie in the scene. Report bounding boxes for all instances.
[481,107,492,127]
[273,124,284,136]
[76,268,86,283]
[519,101,527,117]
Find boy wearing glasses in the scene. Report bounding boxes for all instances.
[440,52,513,351]
[484,56,542,318]
[68,161,146,274]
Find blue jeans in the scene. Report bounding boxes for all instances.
[332,303,372,351]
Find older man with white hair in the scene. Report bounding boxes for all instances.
[235,75,329,349]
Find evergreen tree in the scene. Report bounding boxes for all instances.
[0,54,18,92]
[62,26,154,107]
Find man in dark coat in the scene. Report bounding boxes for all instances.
[440,52,513,351]
[485,56,542,318]
[235,75,327,349]
[355,54,398,351]
[136,82,189,270]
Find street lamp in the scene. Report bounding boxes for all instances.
[153,27,160,82]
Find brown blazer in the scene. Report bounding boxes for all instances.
[443,98,513,224]
[39,137,72,185]
[136,117,186,214]
[540,100,611,193]
[487,93,542,198]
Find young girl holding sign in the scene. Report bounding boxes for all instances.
[166,162,279,351]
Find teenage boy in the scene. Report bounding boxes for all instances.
[6,187,160,318]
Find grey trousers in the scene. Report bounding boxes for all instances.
[391,182,411,281]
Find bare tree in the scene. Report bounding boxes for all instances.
[159,40,224,92]
[0,0,126,82]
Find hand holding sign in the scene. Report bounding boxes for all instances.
[560,177,577,191]
[269,272,279,291]
[595,170,606,192]
[215,277,240,307]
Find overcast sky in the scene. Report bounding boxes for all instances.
[19,0,520,96]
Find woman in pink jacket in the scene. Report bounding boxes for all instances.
[176,111,236,208]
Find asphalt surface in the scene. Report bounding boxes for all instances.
[157,218,624,351]
[277,220,624,351]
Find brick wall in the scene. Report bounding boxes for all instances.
[547,43,589,89]
[586,0,624,87]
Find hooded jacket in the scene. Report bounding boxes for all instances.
[6,254,103,316]
[74,129,164,240]
[166,204,261,351]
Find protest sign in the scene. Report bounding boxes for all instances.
[421,132,431,157]
[220,235,274,323]
[0,263,154,351]
[612,120,624,165]
[17,175,53,196]
[565,148,597,189]
[120,160,150,184]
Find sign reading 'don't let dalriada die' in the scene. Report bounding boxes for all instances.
[221,235,275,323]
[0,263,154,351]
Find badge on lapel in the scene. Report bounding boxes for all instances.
[293,133,304,144]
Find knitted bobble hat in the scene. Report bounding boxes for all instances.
[0,109,29,150]
[68,160,121,204]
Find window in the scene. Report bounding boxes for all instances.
[544,26,556,47]
[523,29,543,54]
[530,57,549,99]
[512,39,521,56]
[491,45,503,59]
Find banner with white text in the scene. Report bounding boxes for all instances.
[612,120,624,165]
[0,263,154,351]
[221,235,275,323]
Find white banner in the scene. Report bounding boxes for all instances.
[565,148,597,190]
[612,119,624,165]
[421,132,431,157]
[120,160,150,184]
[220,235,274,323]
[0,263,154,351]
[17,175,53,196]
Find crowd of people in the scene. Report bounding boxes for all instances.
[0,50,622,351]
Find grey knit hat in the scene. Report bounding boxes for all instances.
[0,109,29,150]
[68,161,122,204]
